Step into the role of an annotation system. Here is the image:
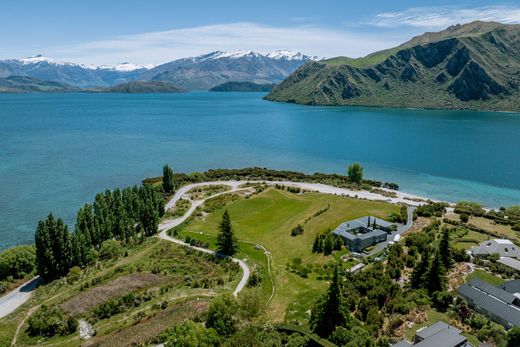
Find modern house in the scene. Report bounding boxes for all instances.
[392,321,469,347]
[497,257,520,273]
[332,216,393,252]
[457,278,520,329]
[470,239,520,258]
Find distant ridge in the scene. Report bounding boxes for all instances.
[209,81,276,92]
[93,81,185,93]
[266,21,520,112]
[0,76,76,93]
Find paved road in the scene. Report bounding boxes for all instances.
[0,276,40,319]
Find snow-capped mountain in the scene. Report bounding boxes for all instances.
[138,50,316,90]
[0,50,316,89]
[0,56,154,87]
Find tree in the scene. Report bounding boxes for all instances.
[310,265,349,337]
[411,247,430,289]
[348,163,364,184]
[35,214,73,279]
[216,210,238,256]
[205,294,238,336]
[162,164,175,194]
[160,321,220,347]
[323,233,335,255]
[426,250,447,294]
[507,327,520,347]
[439,228,453,270]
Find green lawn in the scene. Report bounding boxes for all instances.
[466,269,505,286]
[175,187,400,321]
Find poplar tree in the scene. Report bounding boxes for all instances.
[216,210,238,256]
[162,164,175,194]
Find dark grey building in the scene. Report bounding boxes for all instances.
[332,216,392,252]
[457,278,520,329]
[392,321,469,347]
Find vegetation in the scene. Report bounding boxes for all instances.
[265,22,520,112]
[0,245,35,283]
[35,184,164,280]
[216,211,239,256]
[347,163,363,184]
[162,164,175,194]
[209,81,276,92]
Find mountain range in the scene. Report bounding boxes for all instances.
[266,21,520,112]
[0,51,317,90]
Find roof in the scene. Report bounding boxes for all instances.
[469,278,517,305]
[457,284,520,327]
[471,239,520,258]
[391,341,412,347]
[498,257,520,272]
[414,331,466,347]
[415,321,461,340]
[499,280,520,294]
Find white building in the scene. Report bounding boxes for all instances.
[471,239,520,258]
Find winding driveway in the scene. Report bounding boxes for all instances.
[1,179,420,319]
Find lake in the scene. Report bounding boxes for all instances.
[1,92,520,250]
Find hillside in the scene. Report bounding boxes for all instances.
[138,50,317,90]
[0,76,76,93]
[94,81,185,93]
[266,21,520,112]
[209,81,276,92]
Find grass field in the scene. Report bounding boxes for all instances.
[174,187,400,322]
[466,269,505,286]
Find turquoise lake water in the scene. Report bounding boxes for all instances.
[1,92,520,250]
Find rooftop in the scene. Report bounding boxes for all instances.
[498,257,520,272]
[332,216,392,240]
[415,321,461,340]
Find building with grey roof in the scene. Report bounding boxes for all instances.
[471,239,520,258]
[392,322,469,347]
[456,278,520,329]
[497,257,520,272]
[332,216,393,252]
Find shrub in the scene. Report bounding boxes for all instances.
[0,245,36,281]
[291,225,304,236]
[459,213,470,223]
[99,240,123,260]
[27,306,77,337]
[67,266,81,284]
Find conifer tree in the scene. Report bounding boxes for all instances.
[426,250,447,294]
[411,247,430,289]
[310,265,349,337]
[162,164,175,194]
[439,227,453,270]
[216,210,238,256]
[323,233,335,255]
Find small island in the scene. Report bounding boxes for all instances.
[93,81,185,93]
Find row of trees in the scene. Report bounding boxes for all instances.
[35,185,164,279]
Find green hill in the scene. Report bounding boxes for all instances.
[97,81,185,93]
[265,21,520,112]
[209,81,276,92]
[0,76,76,93]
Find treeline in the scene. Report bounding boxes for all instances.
[143,167,399,191]
[35,185,164,280]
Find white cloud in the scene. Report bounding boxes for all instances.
[43,22,401,66]
[368,5,520,29]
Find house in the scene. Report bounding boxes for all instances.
[332,216,393,252]
[497,257,520,273]
[470,239,520,258]
[456,278,520,329]
[392,322,469,347]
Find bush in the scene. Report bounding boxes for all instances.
[99,240,123,260]
[454,201,485,217]
[0,245,36,281]
[459,213,470,223]
[67,266,81,284]
[416,202,448,217]
[291,225,304,236]
[27,306,77,337]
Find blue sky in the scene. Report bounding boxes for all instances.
[2,0,520,65]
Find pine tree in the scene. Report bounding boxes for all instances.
[312,235,320,253]
[216,210,238,256]
[323,233,335,255]
[411,247,430,289]
[439,228,453,270]
[426,250,447,294]
[310,265,349,337]
[162,164,175,194]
